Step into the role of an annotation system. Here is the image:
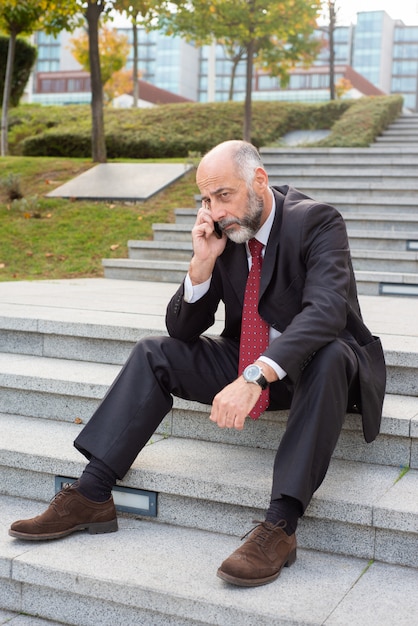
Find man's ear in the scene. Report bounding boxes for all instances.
[253,166,268,191]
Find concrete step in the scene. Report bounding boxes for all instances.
[180,201,418,222]
[348,230,418,251]
[174,207,198,224]
[344,213,418,230]
[380,129,418,136]
[265,179,418,198]
[352,249,418,273]
[128,239,193,261]
[3,495,418,626]
[284,195,417,215]
[1,414,417,567]
[265,167,418,183]
[126,233,418,262]
[260,146,418,158]
[152,223,192,241]
[126,235,418,263]
[102,257,189,282]
[176,208,418,234]
[103,256,418,295]
[354,270,418,297]
[261,154,418,166]
[376,133,418,146]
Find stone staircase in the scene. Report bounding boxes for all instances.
[103,113,418,297]
[0,275,417,625]
[372,112,418,147]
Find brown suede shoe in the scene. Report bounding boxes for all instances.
[217,521,297,587]
[9,483,118,541]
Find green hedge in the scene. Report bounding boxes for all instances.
[0,36,37,107]
[316,94,404,147]
[5,95,403,158]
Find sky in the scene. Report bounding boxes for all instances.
[113,1,418,28]
[333,0,418,26]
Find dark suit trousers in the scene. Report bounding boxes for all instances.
[74,334,359,513]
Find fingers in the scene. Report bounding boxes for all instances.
[210,378,262,431]
[192,207,215,240]
[210,409,246,431]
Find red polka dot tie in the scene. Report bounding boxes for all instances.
[239,238,270,420]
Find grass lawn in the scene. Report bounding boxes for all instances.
[0,156,197,282]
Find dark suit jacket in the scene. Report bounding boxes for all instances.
[166,186,386,443]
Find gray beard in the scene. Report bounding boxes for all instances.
[219,189,264,244]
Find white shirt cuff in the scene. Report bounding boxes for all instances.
[259,356,287,380]
[184,273,212,303]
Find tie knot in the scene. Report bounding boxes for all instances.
[248,238,263,259]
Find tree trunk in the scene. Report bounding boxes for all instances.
[329,0,336,101]
[228,56,240,101]
[132,17,139,107]
[1,31,16,157]
[243,39,255,142]
[86,0,106,163]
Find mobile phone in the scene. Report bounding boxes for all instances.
[213,221,222,239]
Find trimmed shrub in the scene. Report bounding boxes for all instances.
[11,95,402,158]
[315,95,404,147]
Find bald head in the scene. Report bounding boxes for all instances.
[197,140,264,188]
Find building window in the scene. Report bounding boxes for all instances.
[394,27,418,42]
[393,44,418,59]
[392,60,418,75]
[392,77,417,91]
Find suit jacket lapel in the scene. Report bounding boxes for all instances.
[220,239,248,304]
[260,187,285,299]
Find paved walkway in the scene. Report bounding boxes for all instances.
[46,163,192,201]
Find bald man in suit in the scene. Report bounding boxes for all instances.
[10,140,385,588]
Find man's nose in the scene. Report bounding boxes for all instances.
[210,200,227,222]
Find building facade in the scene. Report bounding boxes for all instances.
[30,10,418,111]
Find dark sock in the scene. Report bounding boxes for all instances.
[265,495,303,535]
[76,456,118,502]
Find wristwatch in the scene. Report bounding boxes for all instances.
[242,363,269,390]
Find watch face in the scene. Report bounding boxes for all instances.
[244,364,261,381]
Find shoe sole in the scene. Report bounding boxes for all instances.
[216,548,297,587]
[8,518,118,541]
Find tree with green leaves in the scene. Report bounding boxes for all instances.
[69,25,131,90]
[0,0,80,156]
[0,0,116,162]
[158,0,322,141]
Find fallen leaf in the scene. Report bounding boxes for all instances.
[74,417,83,424]
[26,251,33,257]
[0,263,5,269]
[110,244,120,251]
[45,253,54,258]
